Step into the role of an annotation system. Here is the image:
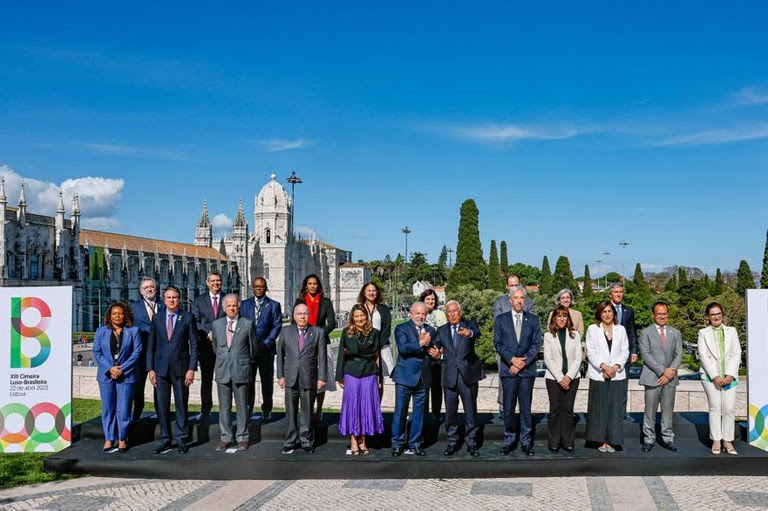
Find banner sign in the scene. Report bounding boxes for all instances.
[747,290,768,451]
[0,287,72,453]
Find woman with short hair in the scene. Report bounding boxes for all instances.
[420,288,447,421]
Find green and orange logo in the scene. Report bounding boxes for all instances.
[11,297,52,368]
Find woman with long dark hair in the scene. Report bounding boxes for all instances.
[294,274,337,421]
[357,282,393,384]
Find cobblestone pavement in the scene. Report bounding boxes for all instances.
[3,476,768,510]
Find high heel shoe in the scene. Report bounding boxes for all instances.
[723,441,737,455]
[118,441,128,453]
[711,441,721,455]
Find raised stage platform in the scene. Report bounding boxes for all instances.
[44,412,767,480]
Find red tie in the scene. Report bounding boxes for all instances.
[660,326,666,348]
[166,313,174,340]
[227,320,234,348]
[212,296,218,316]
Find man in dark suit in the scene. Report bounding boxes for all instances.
[191,271,225,424]
[610,283,638,420]
[212,294,260,451]
[147,286,198,454]
[129,277,164,423]
[390,301,440,456]
[240,276,283,419]
[435,300,483,457]
[276,303,327,454]
[494,286,542,456]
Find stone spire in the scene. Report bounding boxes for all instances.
[233,198,247,228]
[194,199,213,247]
[0,177,6,204]
[57,190,65,213]
[197,199,211,227]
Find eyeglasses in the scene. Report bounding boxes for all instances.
[708,312,723,318]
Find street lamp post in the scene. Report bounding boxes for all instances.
[602,250,611,288]
[447,248,454,268]
[596,258,603,290]
[285,171,302,309]
[618,240,629,283]
[402,226,411,314]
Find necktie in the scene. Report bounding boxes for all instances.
[660,326,666,348]
[514,314,522,340]
[299,328,306,351]
[212,295,219,316]
[616,305,622,324]
[227,320,234,348]
[147,301,155,320]
[166,313,174,340]
[254,299,262,324]
[452,325,458,351]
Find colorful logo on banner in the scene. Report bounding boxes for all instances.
[10,297,52,368]
[749,403,768,450]
[0,402,71,452]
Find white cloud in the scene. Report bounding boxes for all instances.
[295,226,318,238]
[651,126,768,146]
[0,164,124,228]
[76,141,192,161]
[735,86,768,106]
[211,213,233,232]
[248,138,310,152]
[429,123,588,144]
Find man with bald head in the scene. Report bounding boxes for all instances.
[276,303,327,454]
[390,301,440,456]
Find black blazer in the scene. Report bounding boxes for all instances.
[192,292,226,350]
[374,303,392,347]
[294,295,337,344]
[146,310,198,378]
[435,320,483,387]
[613,303,637,356]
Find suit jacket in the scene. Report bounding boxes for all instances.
[212,316,260,384]
[192,291,226,344]
[240,295,283,353]
[697,325,741,380]
[294,295,337,344]
[146,309,199,378]
[373,303,392,346]
[613,302,638,356]
[638,324,682,388]
[585,323,629,381]
[92,325,143,384]
[276,324,328,389]
[493,294,535,318]
[543,330,583,382]
[130,298,165,366]
[546,308,585,338]
[493,310,542,378]
[391,320,438,387]
[434,320,483,387]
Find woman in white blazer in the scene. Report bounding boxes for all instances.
[585,301,630,453]
[543,304,583,453]
[698,302,742,455]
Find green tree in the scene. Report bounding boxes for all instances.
[552,256,577,295]
[762,225,768,289]
[714,268,724,295]
[665,274,678,292]
[583,264,593,297]
[736,259,755,296]
[633,263,649,292]
[507,262,541,286]
[487,240,504,292]
[678,267,688,286]
[447,199,486,291]
[499,241,509,277]
[447,284,502,363]
[606,271,622,284]
[434,245,449,285]
[409,252,433,283]
[540,255,553,295]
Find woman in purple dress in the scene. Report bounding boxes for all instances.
[336,304,384,455]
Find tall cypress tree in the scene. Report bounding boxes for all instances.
[499,241,509,278]
[540,255,553,295]
[583,264,593,297]
[665,274,678,292]
[487,240,503,291]
[762,226,768,288]
[447,199,486,291]
[736,260,755,296]
[552,255,577,295]
[678,267,688,286]
[633,263,648,291]
[714,268,724,295]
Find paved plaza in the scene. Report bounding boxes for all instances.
[3,475,768,510]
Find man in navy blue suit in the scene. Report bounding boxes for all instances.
[147,286,198,454]
[191,271,225,424]
[494,286,542,456]
[610,283,638,421]
[435,300,483,457]
[391,301,440,456]
[129,277,164,423]
[240,276,283,419]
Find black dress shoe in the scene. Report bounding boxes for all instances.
[178,443,189,454]
[154,443,172,454]
[262,411,272,420]
[562,446,574,453]
[443,446,458,456]
[641,443,654,452]
[391,447,404,457]
[303,445,315,454]
[663,442,680,453]
[548,446,559,453]
[468,447,480,457]
[522,445,535,456]
[405,448,426,456]
[281,446,295,455]
[499,444,512,456]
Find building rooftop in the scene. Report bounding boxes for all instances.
[80,229,228,261]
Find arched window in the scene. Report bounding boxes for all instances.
[266,228,271,244]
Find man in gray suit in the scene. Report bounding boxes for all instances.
[277,303,327,454]
[639,301,683,452]
[212,294,260,452]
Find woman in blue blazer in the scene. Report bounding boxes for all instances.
[92,301,142,453]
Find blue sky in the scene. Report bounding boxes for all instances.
[2,1,768,277]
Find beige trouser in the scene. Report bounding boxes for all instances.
[701,379,737,441]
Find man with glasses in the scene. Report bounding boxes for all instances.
[130,277,164,423]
